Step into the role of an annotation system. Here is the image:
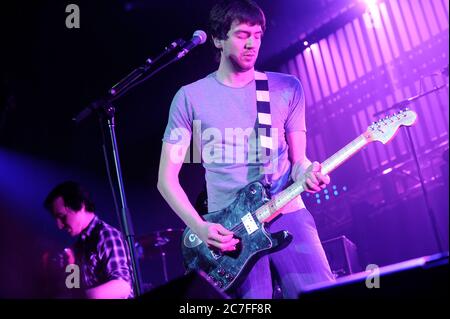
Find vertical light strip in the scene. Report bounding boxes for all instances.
[422,0,440,36]
[398,0,421,47]
[407,0,430,43]
[303,48,323,103]
[336,28,356,83]
[388,0,411,52]
[344,23,365,78]
[296,54,315,107]
[312,41,330,98]
[432,0,450,31]
[320,38,339,94]
[352,18,372,73]
[371,3,393,64]
[442,0,450,18]
[363,12,383,67]
[328,34,348,88]
[379,2,400,59]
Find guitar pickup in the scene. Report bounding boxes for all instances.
[241,213,259,235]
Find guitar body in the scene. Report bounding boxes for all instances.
[182,181,292,291]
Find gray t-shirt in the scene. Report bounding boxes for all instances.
[163,71,306,212]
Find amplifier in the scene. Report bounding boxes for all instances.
[322,235,362,278]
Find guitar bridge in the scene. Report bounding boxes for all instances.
[210,249,222,260]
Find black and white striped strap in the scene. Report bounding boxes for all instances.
[255,71,274,181]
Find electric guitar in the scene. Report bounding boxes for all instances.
[181,109,418,291]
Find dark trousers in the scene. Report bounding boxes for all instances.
[235,209,335,299]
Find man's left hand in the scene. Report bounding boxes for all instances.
[292,161,330,193]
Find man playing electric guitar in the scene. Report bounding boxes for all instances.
[158,0,335,298]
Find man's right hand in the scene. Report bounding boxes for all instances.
[193,221,239,252]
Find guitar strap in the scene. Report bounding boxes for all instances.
[254,71,274,188]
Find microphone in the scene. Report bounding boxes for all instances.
[176,30,207,59]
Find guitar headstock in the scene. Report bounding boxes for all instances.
[366,109,418,144]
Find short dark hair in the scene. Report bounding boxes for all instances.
[44,181,95,213]
[209,0,266,40]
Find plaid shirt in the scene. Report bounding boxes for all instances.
[74,216,134,298]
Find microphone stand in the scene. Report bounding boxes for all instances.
[374,82,448,253]
[72,38,186,297]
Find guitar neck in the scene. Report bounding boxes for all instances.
[256,133,371,223]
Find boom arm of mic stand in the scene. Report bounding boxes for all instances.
[109,38,185,96]
[72,38,185,124]
[374,83,448,117]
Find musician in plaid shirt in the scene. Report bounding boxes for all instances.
[44,181,134,299]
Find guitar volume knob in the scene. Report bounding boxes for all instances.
[225,273,234,280]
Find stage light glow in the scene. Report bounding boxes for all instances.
[383,167,393,175]
[361,0,382,28]
[310,43,318,51]
[360,0,378,13]
[363,0,378,9]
